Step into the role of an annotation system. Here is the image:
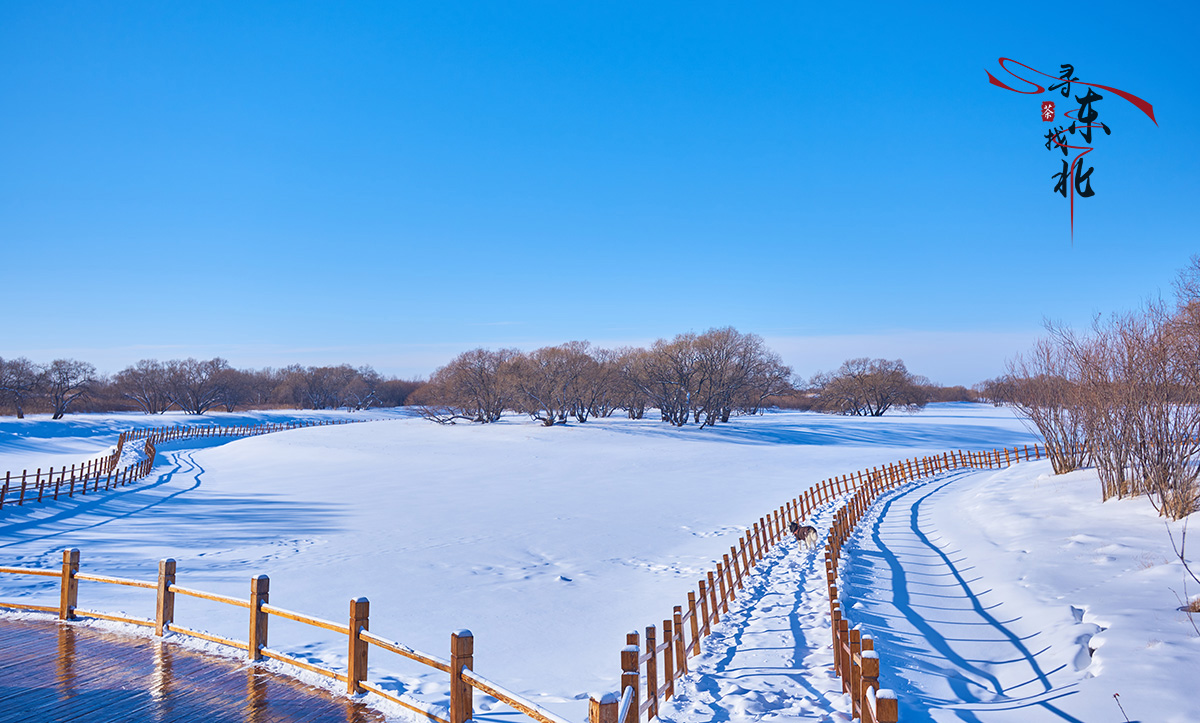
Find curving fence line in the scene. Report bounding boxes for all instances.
[1,416,1047,723]
[0,419,359,509]
[617,442,1048,723]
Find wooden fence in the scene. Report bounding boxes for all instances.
[0,421,1047,723]
[0,549,572,723]
[615,442,1047,723]
[0,419,357,510]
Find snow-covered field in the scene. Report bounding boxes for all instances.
[2,404,1196,721]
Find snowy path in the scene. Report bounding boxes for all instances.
[842,471,1095,723]
[657,501,852,723]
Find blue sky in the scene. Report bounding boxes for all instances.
[2,2,1196,386]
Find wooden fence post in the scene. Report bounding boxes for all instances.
[621,638,640,723]
[59,548,79,620]
[673,606,687,675]
[829,597,841,677]
[876,690,899,722]
[861,650,880,713]
[450,629,474,723]
[706,571,720,625]
[717,561,729,614]
[249,575,269,660]
[645,625,658,719]
[730,546,743,590]
[156,558,176,636]
[662,618,674,700]
[589,692,619,723]
[849,626,862,704]
[687,592,701,655]
[347,597,369,694]
[698,579,711,636]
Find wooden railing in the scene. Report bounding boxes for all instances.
[0,549,574,723]
[615,442,1047,723]
[0,419,357,509]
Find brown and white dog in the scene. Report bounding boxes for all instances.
[788,520,818,549]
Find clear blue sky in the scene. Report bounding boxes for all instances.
[2,2,1196,386]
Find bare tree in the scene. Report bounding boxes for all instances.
[418,348,518,423]
[578,347,622,420]
[44,359,96,419]
[114,360,173,414]
[810,358,928,417]
[510,343,596,426]
[634,333,701,427]
[0,357,42,418]
[298,365,359,409]
[344,366,382,411]
[165,358,231,415]
[614,347,649,419]
[213,367,255,412]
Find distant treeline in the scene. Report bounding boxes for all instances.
[0,357,422,418]
[1,327,976,422]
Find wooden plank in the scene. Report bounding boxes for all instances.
[75,572,157,589]
[169,584,251,608]
[360,629,452,673]
[0,566,59,577]
[261,603,349,635]
[462,669,574,723]
[169,624,250,651]
[260,647,343,680]
[75,609,155,627]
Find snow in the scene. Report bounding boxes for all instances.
[2,404,1195,721]
[838,461,1200,721]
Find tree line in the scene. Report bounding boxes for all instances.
[414,326,953,426]
[413,328,793,427]
[0,357,421,419]
[980,256,1200,520]
[2,327,958,424]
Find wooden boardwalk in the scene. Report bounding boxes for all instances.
[0,616,388,722]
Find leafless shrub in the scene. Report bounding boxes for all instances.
[1005,338,1089,474]
[1002,263,1200,517]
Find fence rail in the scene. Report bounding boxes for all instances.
[1,435,1046,723]
[0,418,358,509]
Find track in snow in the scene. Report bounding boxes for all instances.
[657,499,853,723]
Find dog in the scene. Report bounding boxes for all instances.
[789,520,818,549]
